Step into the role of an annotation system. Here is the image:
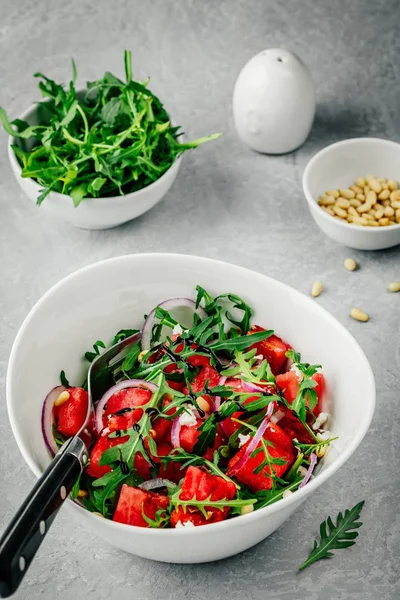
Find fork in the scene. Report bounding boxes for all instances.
[0,332,141,598]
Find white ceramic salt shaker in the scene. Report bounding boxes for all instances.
[233,48,316,154]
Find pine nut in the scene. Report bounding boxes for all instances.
[369,178,381,193]
[355,194,365,202]
[347,215,354,223]
[333,205,347,218]
[197,396,211,413]
[351,198,362,206]
[366,190,377,205]
[326,190,340,198]
[388,282,400,293]
[311,281,323,298]
[77,489,88,498]
[366,210,376,218]
[356,177,366,187]
[352,215,369,225]
[350,185,363,194]
[323,206,335,216]
[379,217,390,226]
[388,179,399,191]
[350,307,369,322]
[366,220,379,227]
[241,504,254,515]
[378,177,387,183]
[348,206,358,217]
[336,197,350,209]
[316,444,328,458]
[92,512,105,518]
[374,207,384,219]
[149,428,157,439]
[138,350,147,362]
[339,188,355,199]
[383,199,391,207]
[54,390,70,407]
[391,200,400,209]
[382,182,389,189]
[366,175,375,183]
[384,206,395,217]
[319,195,335,206]
[396,208,400,223]
[378,189,390,200]
[364,185,370,195]
[357,202,371,214]
[390,191,400,203]
[344,258,357,271]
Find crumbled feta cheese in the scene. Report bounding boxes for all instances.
[297,465,308,477]
[290,364,303,382]
[254,354,264,361]
[312,412,330,431]
[178,406,197,427]
[316,430,331,442]
[175,520,195,528]
[238,433,250,447]
[172,324,183,336]
[282,490,293,499]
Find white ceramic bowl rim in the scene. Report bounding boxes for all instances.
[6,253,376,536]
[302,137,400,231]
[7,99,182,204]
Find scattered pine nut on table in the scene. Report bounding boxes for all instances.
[311,281,323,297]
[318,177,400,226]
[350,307,370,322]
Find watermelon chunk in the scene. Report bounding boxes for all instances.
[56,387,88,437]
[170,466,236,527]
[227,423,295,492]
[276,371,326,416]
[104,387,152,432]
[87,432,128,479]
[247,326,291,375]
[113,485,170,528]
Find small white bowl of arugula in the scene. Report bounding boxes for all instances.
[1,51,220,229]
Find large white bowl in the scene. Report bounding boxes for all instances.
[303,138,400,250]
[6,254,375,563]
[7,102,181,230]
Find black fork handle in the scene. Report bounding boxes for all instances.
[0,437,88,598]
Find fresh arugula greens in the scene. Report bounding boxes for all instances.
[0,50,221,206]
[299,501,365,571]
[59,370,70,387]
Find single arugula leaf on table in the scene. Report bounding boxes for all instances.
[299,500,365,571]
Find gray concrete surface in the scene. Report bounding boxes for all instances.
[0,0,399,598]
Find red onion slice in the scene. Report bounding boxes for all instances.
[299,453,317,488]
[94,379,158,434]
[171,416,182,448]
[139,478,175,491]
[141,297,207,351]
[241,380,271,394]
[213,375,227,411]
[41,385,66,456]
[229,402,274,475]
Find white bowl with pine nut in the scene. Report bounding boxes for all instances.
[303,138,400,250]
[6,254,375,563]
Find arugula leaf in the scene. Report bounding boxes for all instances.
[110,328,139,346]
[170,489,256,518]
[211,329,273,352]
[59,370,70,387]
[299,501,365,571]
[0,51,221,205]
[84,339,106,363]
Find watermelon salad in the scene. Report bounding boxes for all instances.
[42,286,335,529]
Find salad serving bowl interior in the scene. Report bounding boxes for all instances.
[303,137,400,250]
[6,254,375,563]
[8,98,182,230]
